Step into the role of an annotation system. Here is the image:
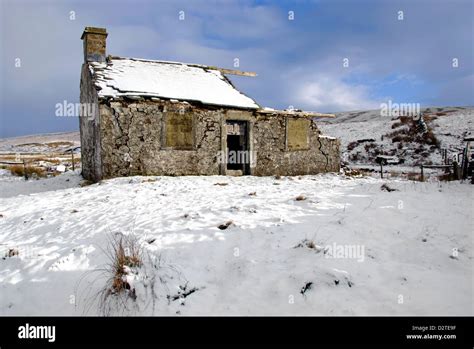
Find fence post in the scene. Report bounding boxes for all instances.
[23,160,28,181]
[453,161,460,180]
[420,165,424,182]
[380,162,383,179]
[71,149,75,171]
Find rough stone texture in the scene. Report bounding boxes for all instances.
[99,100,222,178]
[79,65,102,182]
[251,114,340,176]
[80,78,340,181]
[82,31,107,63]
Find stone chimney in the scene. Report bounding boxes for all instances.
[81,27,108,63]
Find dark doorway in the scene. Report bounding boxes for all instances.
[226,120,249,175]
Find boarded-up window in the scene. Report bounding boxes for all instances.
[164,112,193,149]
[287,118,309,150]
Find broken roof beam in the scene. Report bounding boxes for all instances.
[256,109,335,118]
[207,67,257,77]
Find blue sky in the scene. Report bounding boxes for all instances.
[0,0,472,137]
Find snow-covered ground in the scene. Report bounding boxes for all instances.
[0,172,472,315]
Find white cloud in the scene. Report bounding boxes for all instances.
[294,76,381,112]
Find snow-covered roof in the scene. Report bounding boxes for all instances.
[88,57,260,109]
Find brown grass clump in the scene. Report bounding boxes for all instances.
[9,165,46,178]
[5,248,19,258]
[32,157,61,165]
[294,239,323,252]
[407,172,423,182]
[218,221,233,230]
[295,195,307,201]
[102,234,142,301]
[142,178,157,183]
[45,141,74,148]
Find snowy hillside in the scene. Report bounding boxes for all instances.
[0,131,79,153]
[318,106,474,166]
[0,172,472,315]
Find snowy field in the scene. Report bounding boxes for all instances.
[0,172,472,316]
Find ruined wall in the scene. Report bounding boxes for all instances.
[79,64,102,182]
[92,98,340,180]
[98,99,223,178]
[252,114,340,176]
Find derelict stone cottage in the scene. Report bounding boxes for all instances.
[79,27,340,182]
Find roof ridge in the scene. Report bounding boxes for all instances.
[108,55,210,69]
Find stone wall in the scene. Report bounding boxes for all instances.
[79,94,340,180]
[98,99,223,178]
[79,64,102,182]
[251,114,340,176]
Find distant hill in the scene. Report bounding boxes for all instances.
[318,106,474,166]
[0,131,80,153]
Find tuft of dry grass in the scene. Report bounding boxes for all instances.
[218,221,233,230]
[294,239,323,252]
[9,164,46,178]
[4,248,19,258]
[407,172,423,182]
[380,184,398,192]
[100,233,143,309]
[33,157,61,165]
[45,141,74,148]
[295,195,307,201]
